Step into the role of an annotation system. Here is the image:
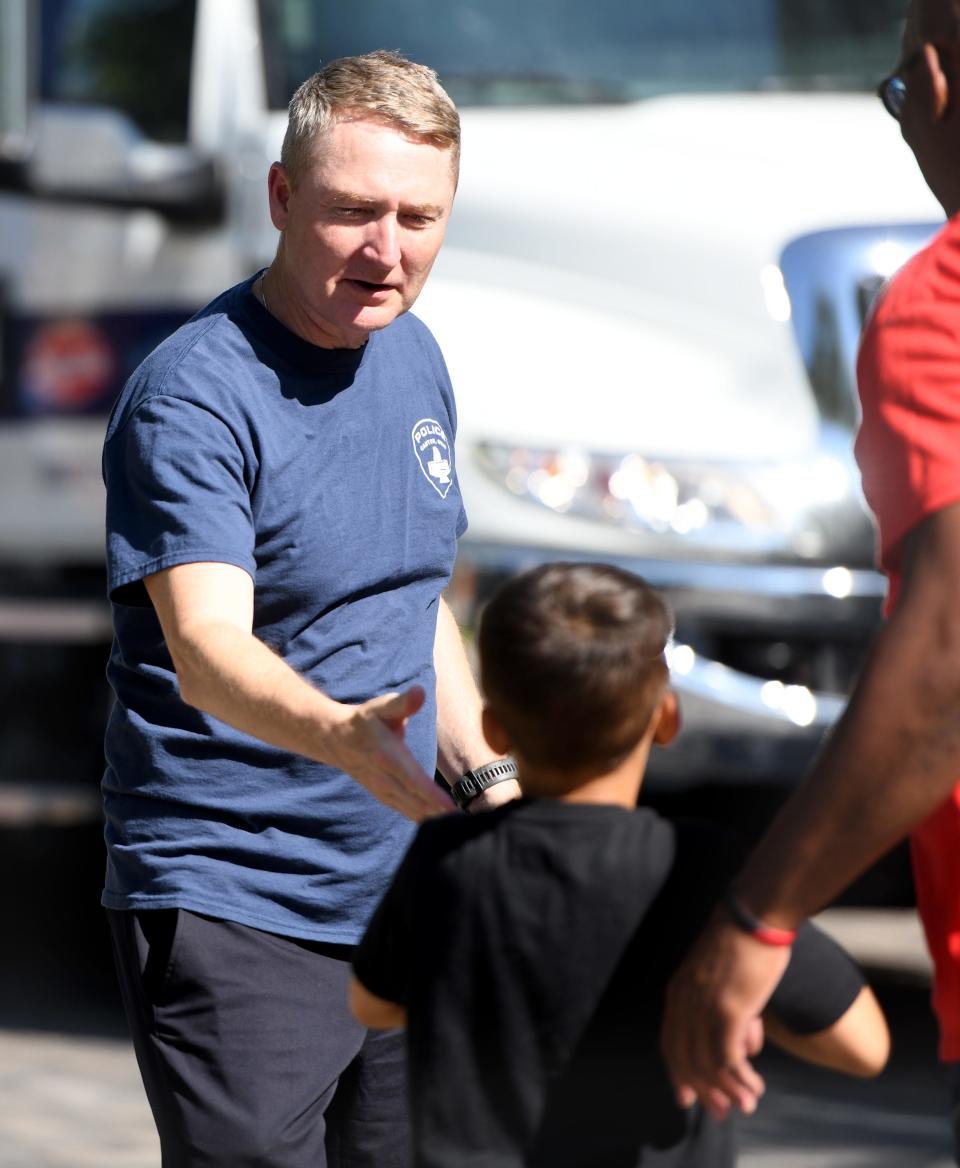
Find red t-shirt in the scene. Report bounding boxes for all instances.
[855,212,960,1060]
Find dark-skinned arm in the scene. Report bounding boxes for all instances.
[662,502,960,1116]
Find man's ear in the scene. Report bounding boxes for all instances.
[267,161,294,231]
[923,42,951,120]
[482,705,512,755]
[653,690,680,747]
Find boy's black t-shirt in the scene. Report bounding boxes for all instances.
[353,799,865,1168]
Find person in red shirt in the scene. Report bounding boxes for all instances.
[857,213,960,1075]
[661,1,960,1158]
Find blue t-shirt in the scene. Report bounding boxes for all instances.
[101,276,467,942]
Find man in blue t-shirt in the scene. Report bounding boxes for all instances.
[101,51,519,1168]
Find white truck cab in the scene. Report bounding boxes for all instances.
[0,0,944,834]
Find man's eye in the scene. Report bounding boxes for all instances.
[404,214,435,228]
[335,206,369,218]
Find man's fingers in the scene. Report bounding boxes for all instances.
[701,1011,766,1115]
[716,1063,764,1115]
[369,764,451,821]
[670,1061,763,1120]
[334,688,453,820]
[662,988,763,1117]
[397,766,455,817]
[745,1015,764,1057]
[373,735,454,818]
[699,1087,732,1122]
[390,783,454,821]
[661,975,700,1107]
[371,685,426,729]
[674,1084,697,1111]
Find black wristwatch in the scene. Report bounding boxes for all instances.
[450,758,519,810]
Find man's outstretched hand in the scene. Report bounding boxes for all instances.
[325,685,455,822]
[661,915,790,1119]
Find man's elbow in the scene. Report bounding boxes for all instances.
[166,640,204,709]
[165,623,229,710]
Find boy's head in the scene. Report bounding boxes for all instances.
[477,562,677,789]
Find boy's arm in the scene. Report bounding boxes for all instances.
[349,975,408,1030]
[350,819,444,1029]
[761,920,889,1078]
[762,984,889,1078]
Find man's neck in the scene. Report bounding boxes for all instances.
[258,263,369,351]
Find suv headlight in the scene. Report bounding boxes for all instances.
[475,441,853,557]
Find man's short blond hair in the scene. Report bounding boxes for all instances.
[280,51,460,187]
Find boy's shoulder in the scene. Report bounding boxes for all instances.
[629,814,747,961]
[414,800,740,847]
[408,802,744,898]
[410,800,518,861]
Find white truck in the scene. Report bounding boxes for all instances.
[0,0,943,850]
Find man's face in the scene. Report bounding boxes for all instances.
[895,42,958,212]
[893,0,960,214]
[269,117,457,349]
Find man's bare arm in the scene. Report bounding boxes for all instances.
[145,561,454,821]
[663,502,960,1113]
[433,596,520,810]
[736,501,960,921]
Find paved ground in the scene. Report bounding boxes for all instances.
[0,968,952,1168]
[1,823,953,1166]
[0,1031,158,1168]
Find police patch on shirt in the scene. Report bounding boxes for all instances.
[412,418,454,499]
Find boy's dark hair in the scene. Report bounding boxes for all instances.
[478,562,674,776]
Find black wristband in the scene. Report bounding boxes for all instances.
[450,758,519,810]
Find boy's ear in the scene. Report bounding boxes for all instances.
[482,705,512,755]
[653,690,680,747]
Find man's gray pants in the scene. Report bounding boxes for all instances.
[108,907,410,1168]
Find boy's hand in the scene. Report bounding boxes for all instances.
[349,976,407,1030]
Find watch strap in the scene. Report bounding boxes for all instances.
[451,758,519,810]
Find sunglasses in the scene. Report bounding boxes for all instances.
[877,70,907,120]
[877,47,952,121]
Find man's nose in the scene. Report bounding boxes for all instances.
[364,216,401,269]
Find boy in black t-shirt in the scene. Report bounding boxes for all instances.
[351,563,889,1167]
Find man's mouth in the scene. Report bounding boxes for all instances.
[350,279,394,293]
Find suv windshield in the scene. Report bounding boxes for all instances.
[260,0,905,109]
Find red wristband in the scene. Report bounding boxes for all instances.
[722,890,797,947]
